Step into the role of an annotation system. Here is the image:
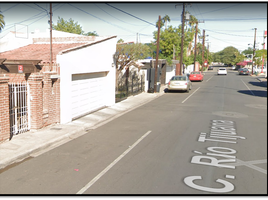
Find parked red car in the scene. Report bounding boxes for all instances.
[189,71,204,82]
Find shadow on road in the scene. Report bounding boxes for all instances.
[238,90,267,97]
[248,81,267,88]
[164,88,188,93]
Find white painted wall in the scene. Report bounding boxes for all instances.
[166,64,176,83]
[57,37,117,124]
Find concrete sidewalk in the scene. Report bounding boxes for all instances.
[0,86,167,170]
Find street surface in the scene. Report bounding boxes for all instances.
[0,66,267,194]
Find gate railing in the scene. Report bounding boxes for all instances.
[9,82,30,138]
[116,73,145,103]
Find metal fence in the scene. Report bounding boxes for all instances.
[9,82,30,138]
[116,72,145,103]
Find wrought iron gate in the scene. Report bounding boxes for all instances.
[9,82,30,137]
[116,72,145,103]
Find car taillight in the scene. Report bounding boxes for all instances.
[185,83,188,85]
[168,82,170,85]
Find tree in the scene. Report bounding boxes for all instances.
[53,17,83,34]
[0,12,5,32]
[115,43,151,71]
[152,14,197,66]
[234,51,245,65]
[153,25,181,64]
[255,49,267,67]
[117,39,124,43]
[163,15,170,29]
[155,14,170,29]
[84,31,98,36]
[242,47,253,55]
[52,17,98,36]
[212,46,240,66]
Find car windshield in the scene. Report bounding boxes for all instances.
[242,69,248,71]
[219,69,226,70]
[191,72,200,74]
[171,76,186,81]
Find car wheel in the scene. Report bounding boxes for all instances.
[186,87,190,93]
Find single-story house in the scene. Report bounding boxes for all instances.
[0,34,117,142]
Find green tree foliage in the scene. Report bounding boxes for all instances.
[153,25,181,64]
[255,49,267,67]
[152,14,198,66]
[117,39,124,43]
[212,46,240,66]
[0,12,5,32]
[53,17,83,34]
[84,31,98,36]
[52,17,98,36]
[242,47,253,55]
[115,43,151,71]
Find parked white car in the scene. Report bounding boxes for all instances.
[218,68,227,75]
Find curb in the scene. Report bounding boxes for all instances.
[0,90,166,170]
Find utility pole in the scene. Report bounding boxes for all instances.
[193,20,204,71]
[154,15,161,93]
[261,30,267,73]
[49,3,52,71]
[202,29,205,71]
[179,3,185,75]
[252,28,257,75]
[175,3,191,75]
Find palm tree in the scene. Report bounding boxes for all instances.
[0,12,5,32]
[187,14,198,55]
[155,15,170,29]
[163,15,170,29]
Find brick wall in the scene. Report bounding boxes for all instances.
[0,67,60,142]
[0,75,10,142]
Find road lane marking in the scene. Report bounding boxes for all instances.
[241,79,255,96]
[76,130,152,194]
[206,76,213,82]
[228,159,267,174]
[182,87,200,104]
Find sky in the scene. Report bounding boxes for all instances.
[0,1,267,53]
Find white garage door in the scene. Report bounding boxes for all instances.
[71,72,107,119]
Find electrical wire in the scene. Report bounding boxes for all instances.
[94,3,147,27]
[68,3,137,34]
[105,3,155,26]
[194,3,243,16]
[1,3,20,13]
[209,35,247,48]
[204,28,265,38]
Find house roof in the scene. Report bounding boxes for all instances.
[0,35,117,64]
[0,43,87,64]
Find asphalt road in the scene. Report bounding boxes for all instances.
[0,66,267,195]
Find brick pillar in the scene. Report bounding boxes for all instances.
[0,74,10,142]
[28,74,43,130]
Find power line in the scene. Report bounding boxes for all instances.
[1,3,20,13]
[193,3,243,16]
[94,3,147,27]
[68,3,137,34]
[204,28,265,38]
[105,3,155,26]
[171,17,267,22]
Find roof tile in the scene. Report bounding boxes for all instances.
[0,43,87,64]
